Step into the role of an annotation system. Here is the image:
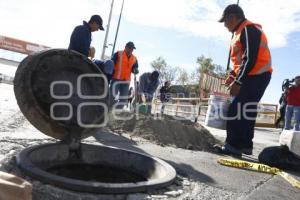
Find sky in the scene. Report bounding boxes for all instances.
[0,0,300,104]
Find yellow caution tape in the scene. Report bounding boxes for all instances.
[218,158,300,190]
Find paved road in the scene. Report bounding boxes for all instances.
[0,83,299,199]
[93,126,300,200]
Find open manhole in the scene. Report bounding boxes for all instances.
[14,49,176,194]
[47,164,147,183]
[17,143,176,193]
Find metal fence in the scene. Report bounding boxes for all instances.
[0,73,14,85]
[152,97,278,128]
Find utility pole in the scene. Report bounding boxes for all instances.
[101,0,114,60]
[111,0,125,57]
[226,0,240,71]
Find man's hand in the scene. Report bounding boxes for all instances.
[229,82,241,96]
[224,76,234,86]
[224,70,236,86]
[141,94,146,103]
[138,94,146,103]
[88,47,95,59]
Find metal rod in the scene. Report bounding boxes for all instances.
[101,0,114,60]
[111,0,125,57]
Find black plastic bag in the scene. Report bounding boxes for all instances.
[258,145,300,171]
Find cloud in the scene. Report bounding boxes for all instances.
[123,0,300,48]
[123,0,229,40]
[1,0,300,51]
[240,0,300,48]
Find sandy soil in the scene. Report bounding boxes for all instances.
[108,112,220,151]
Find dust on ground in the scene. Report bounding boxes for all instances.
[107,112,220,152]
[0,138,236,200]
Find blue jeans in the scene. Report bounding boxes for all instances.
[109,79,130,109]
[284,105,300,131]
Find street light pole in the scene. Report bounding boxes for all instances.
[101,0,114,60]
[111,0,125,57]
[226,0,241,71]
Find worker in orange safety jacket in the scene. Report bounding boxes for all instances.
[214,4,272,157]
[110,41,139,109]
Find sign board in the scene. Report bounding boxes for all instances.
[0,35,49,55]
[199,73,229,98]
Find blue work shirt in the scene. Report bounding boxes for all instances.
[68,21,91,56]
[139,72,160,98]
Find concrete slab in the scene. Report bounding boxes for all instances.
[94,131,274,194]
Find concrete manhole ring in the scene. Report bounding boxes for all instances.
[17,143,176,194]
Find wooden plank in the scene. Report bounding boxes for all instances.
[255,123,276,128]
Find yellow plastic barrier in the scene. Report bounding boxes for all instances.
[218,158,300,189]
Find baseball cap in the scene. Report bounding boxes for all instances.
[218,4,244,22]
[90,15,105,31]
[125,41,136,49]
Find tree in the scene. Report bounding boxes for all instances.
[214,64,227,78]
[197,55,215,74]
[151,57,178,83]
[192,55,227,84]
[176,68,189,85]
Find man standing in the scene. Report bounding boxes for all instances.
[69,15,105,56]
[110,41,139,108]
[284,76,300,131]
[159,81,171,114]
[215,4,272,157]
[275,90,287,128]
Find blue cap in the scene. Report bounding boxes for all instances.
[125,41,136,49]
[89,15,105,31]
[219,4,244,22]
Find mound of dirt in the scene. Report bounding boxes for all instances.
[107,112,220,152]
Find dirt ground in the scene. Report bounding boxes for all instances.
[108,112,220,152]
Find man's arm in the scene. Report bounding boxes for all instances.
[132,60,139,74]
[138,74,146,94]
[235,25,262,85]
[69,26,90,56]
[112,52,118,64]
[154,80,160,92]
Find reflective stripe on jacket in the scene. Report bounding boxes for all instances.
[113,51,136,81]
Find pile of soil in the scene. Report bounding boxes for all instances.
[108,112,220,152]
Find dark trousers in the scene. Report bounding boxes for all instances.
[275,105,286,127]
[226,72,271,149]
[109,79,130,109]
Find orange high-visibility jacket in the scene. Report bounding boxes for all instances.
[112,51,136,81]
[231,20,272,84]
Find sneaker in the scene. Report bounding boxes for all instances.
[213,144,242,157]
